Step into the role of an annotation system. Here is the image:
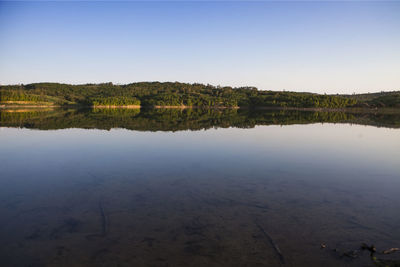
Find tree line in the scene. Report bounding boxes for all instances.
[1,82,397,108]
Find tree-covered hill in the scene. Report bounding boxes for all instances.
[342,91,400,108]
[0,82,357,108]
[1,82,398,108]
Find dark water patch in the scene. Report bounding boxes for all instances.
[50,218,82,240]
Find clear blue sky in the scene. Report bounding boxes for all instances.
[0,1,399,93]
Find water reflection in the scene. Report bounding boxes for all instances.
[1,107,400,131]
[0,108,399,266]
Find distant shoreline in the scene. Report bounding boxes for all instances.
[1,103,399,114]
[0,104,59,108]
[1,82,399,109]
[93,105,141,109]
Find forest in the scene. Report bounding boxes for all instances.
[1,82,399,108]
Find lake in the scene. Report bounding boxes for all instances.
[0,108,399,267]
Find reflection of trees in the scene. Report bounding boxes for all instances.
[1,108,399,131]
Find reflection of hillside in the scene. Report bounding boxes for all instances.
[1,108,400,131]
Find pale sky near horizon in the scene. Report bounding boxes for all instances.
[0,1,399,94]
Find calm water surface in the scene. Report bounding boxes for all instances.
[0,109,399,267]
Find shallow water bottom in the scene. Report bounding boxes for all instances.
[1,171,400,266]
